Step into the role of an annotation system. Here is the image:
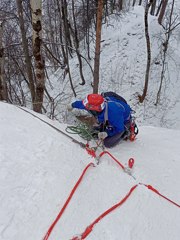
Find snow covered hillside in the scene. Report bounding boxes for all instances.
[50,6,180,130]
[0,102,180,240]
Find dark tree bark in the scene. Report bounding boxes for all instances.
[93,0,103,94]
[72,0,85,85]
[61,0,73,57]
[16,0,36,104]
[150,0,157,15]
[118,0,123,11]
[138,0,153,103]
[62,0,76,97]
[86,0,91,60]
[132,0,136,7]
[56,0,67,65]
[31,0,45,113]
[0,21,7,101]
[156,0,162,16]
[158,0,168,25]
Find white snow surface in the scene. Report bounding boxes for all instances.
[1,102,180,240]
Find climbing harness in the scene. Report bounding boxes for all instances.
[129,117,139,141]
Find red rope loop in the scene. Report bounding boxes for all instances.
[43,150,180,240]
[99,151,125,170]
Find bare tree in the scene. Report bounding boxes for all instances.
[93,0,103,94]
[138,0,153,103]
[0,20,7,100]
[132,0,136,7]
[150,0,157,15]
[30,0,45,113]
[16,0,35,105]
[61,0,76,97]
[155,0,178,105]
[71,0,85,85]
[158,0,168,25]
[118,0,123,11]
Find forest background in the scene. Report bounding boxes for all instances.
[0,0,180,129]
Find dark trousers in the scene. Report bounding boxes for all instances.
[104,131,125,148]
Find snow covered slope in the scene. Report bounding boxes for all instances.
[52,6,180,130]
[0,102,180,240]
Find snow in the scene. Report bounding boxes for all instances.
[1,4,180,240]
[1,101,180,240]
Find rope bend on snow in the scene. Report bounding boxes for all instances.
[42,149,180,240]
[14,104,180,239]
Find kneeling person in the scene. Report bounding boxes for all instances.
[68,92,136,148]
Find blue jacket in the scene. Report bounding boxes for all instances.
[72,96,131,136]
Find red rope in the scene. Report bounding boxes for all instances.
[43,150,180,240]
[43,162,94,240]
[85,144,96,158]
[99,152,180,208]
[71,185,138,240]
[142,184,180,208]
[99,151,125,170]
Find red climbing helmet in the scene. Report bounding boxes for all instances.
[82,94,105,112]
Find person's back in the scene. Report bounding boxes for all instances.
[104,95,132,121]
[96,97,131,137]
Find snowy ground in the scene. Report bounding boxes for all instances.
[0,102,180,240]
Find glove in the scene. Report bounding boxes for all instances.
[67,103,73,112]
[98,131,108,140]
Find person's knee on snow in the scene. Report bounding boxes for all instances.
[103,131,125,148]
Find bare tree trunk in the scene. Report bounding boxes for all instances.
[132,0,136,7]
[118,0,123,11]
[155,0,175,105]
[56,0,67,65]
[72,0,85,85]
[93,0,103,94]
[16,0,35,105]
[85,0,91,60]
[139,0,142,5]
[150,0,157,15]
[61,0,73,57]
[158,0,168,25]
[155,0,162,16]
[138,0,153,103]
[0,21,7,101]
[62,0,76,97]
[30,0,45,113]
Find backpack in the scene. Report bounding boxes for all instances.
[101,91,127,104]
[101,91,138,140]
[100,91,127,129]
